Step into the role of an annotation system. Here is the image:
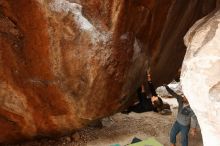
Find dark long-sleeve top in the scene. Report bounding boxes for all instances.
[141,80,161,112]
[165,85,198,128]
[148,80,163,105]
[147,81,157,96]
[129,80,160,113]
[138,92,158,112]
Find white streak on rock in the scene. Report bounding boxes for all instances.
[49,0,111,45]
[49,0,93,30]
[132,38,141,61]
[120,33,129,41]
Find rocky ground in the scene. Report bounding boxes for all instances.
[4,84,203,146]
[5,100,203,146]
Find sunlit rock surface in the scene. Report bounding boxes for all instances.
[181,10,220,146]
[0,0,219,143]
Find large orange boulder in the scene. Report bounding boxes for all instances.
[0,0,218,143]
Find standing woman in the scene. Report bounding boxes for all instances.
[164,85,198,146]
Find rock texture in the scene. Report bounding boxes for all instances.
[181,10,220,146]
[0,0,219,144]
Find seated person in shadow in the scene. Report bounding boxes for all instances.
[122,73,170,114]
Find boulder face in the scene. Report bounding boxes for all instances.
[181,10,220,146]
[0,0,219,143]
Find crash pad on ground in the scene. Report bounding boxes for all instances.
[110,144,120,146]
[128,137,163,146]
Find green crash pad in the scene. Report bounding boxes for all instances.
[110,144,120,146]
[128,137,163,146]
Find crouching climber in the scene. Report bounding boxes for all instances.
[122,73,167,114]
[164,85,198,146]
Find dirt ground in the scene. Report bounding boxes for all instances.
[5,82,203,146]
[6,106,203,146]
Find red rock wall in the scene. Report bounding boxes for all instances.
[0,0,218,143]
[149,0,218,86]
